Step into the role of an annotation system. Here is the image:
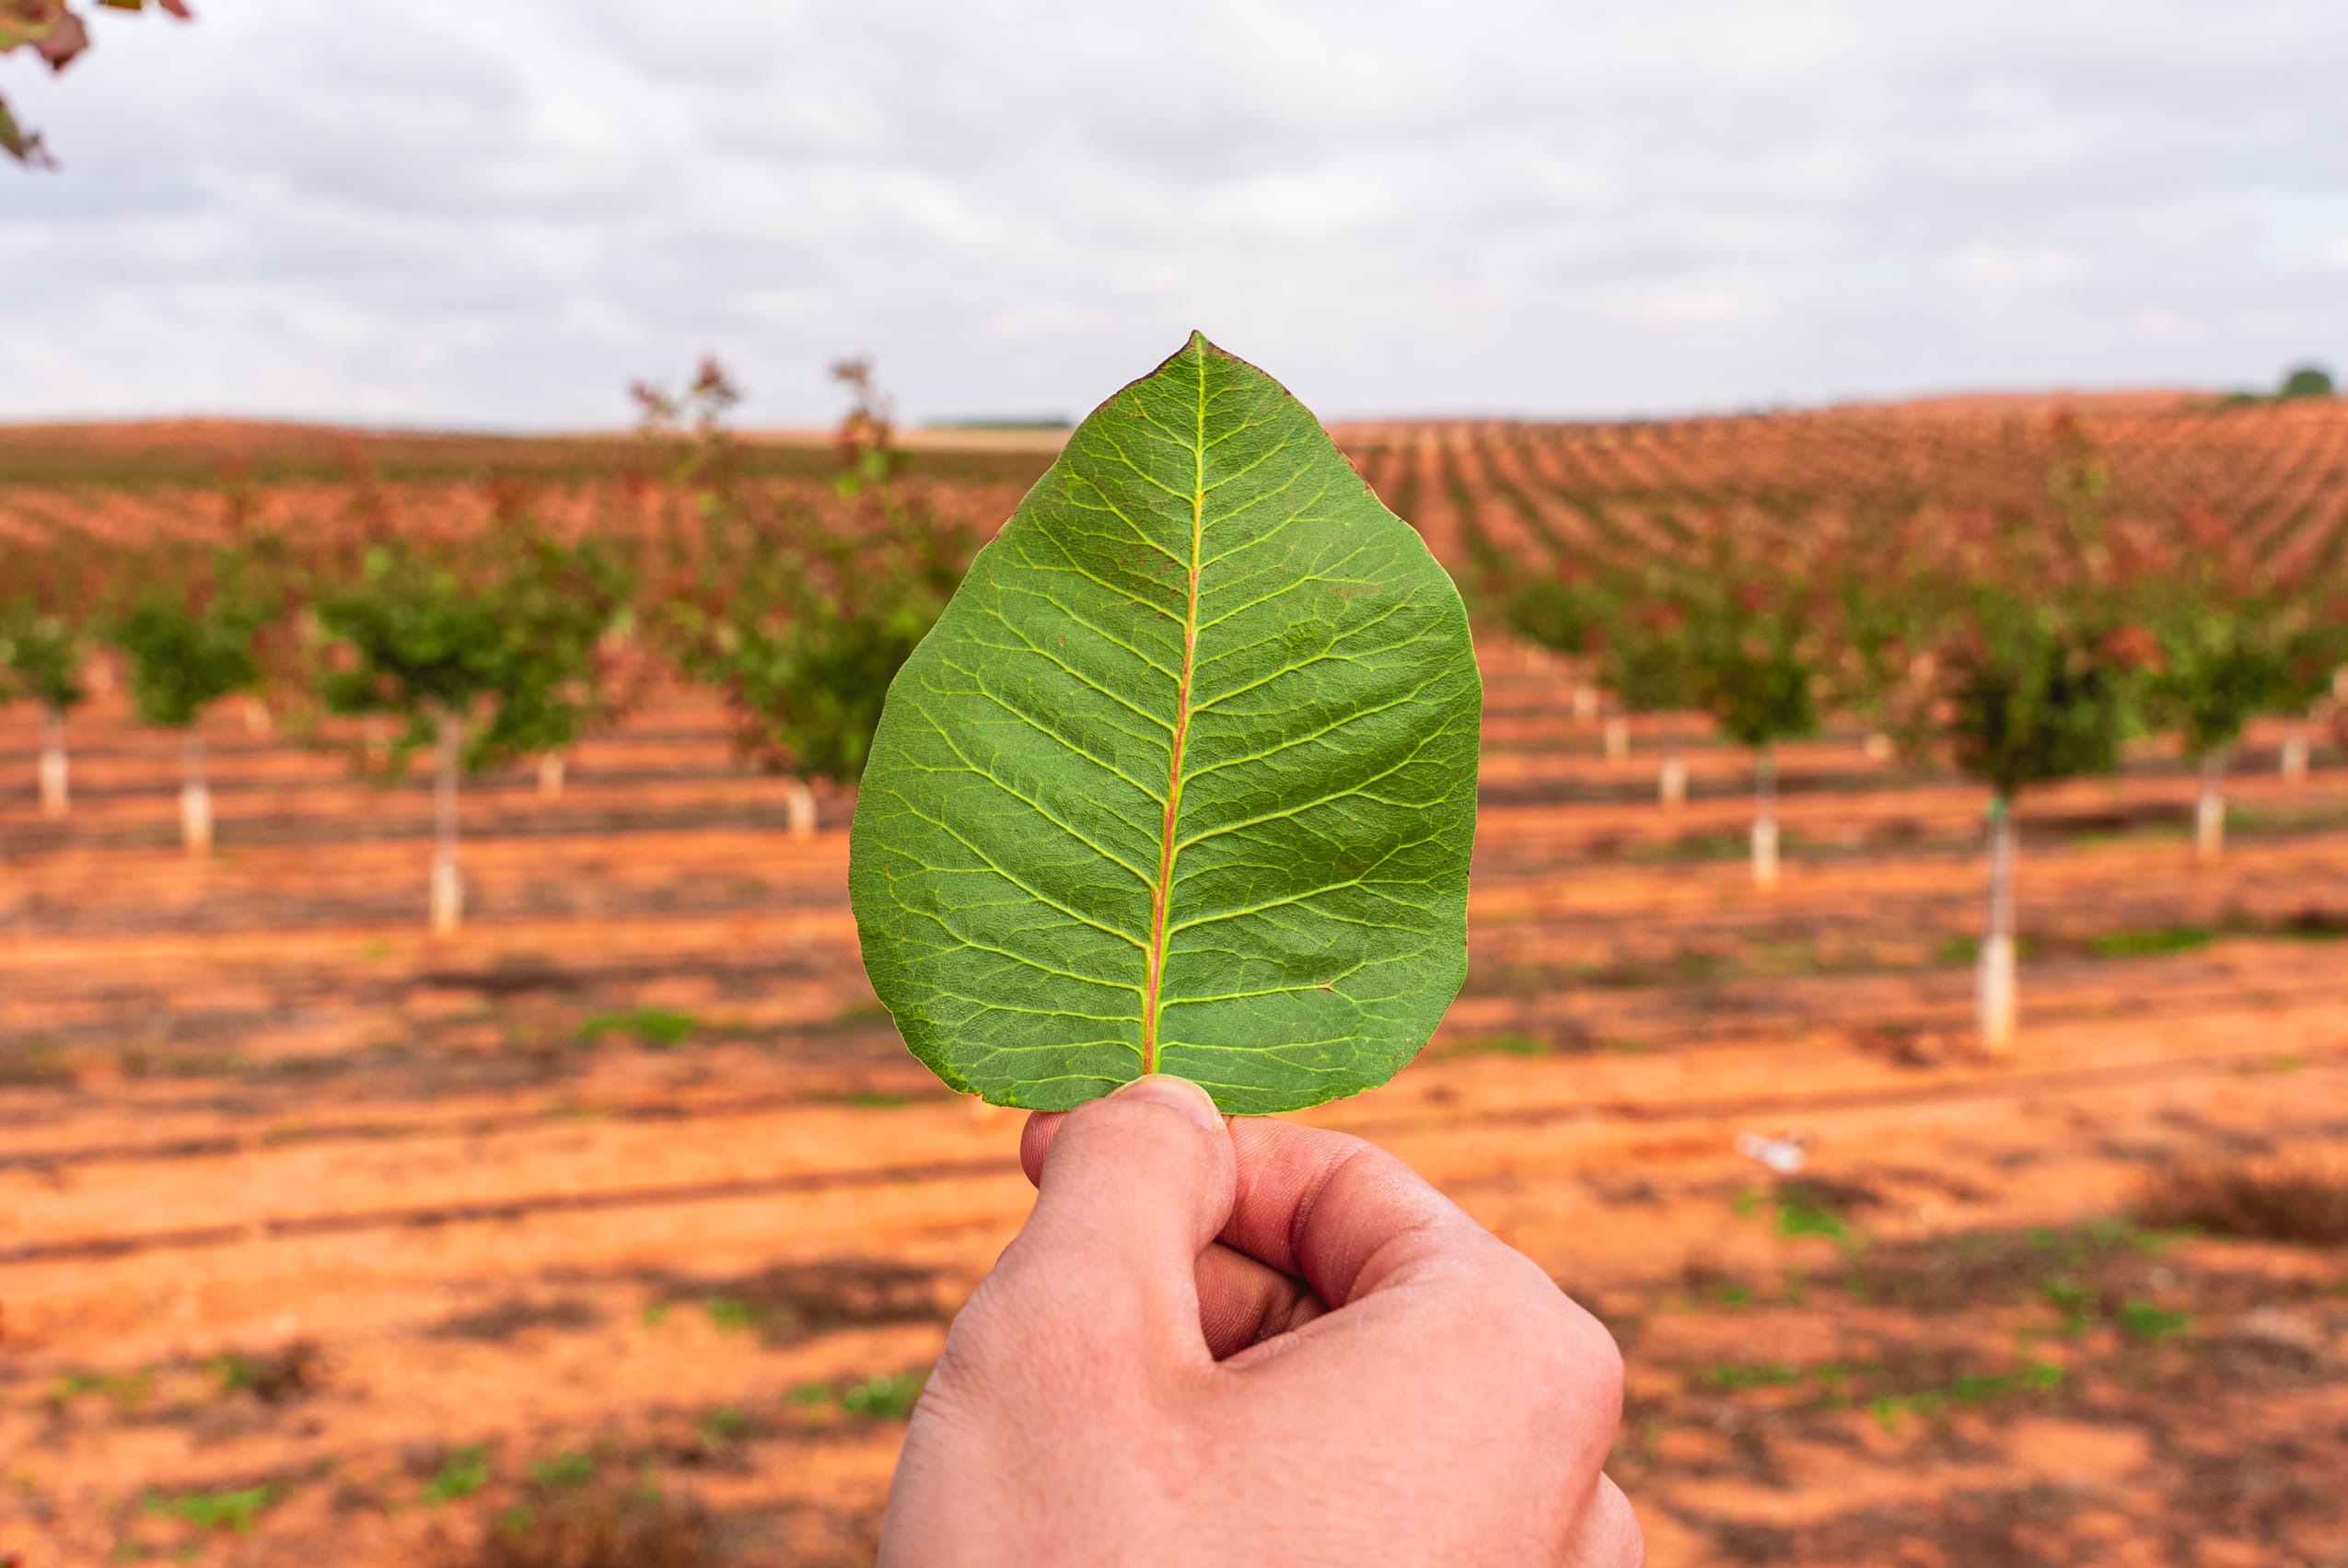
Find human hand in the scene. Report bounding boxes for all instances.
[878,1074,1641,1567]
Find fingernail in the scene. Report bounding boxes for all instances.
[1110,1074,1223,1132]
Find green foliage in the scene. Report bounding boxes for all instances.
[1821,514,1948,753]
[1937,585,2139,798]
[659,503,970,783]
[314,528,628,775]
[1680,570,1822,749]
[849,334,1482,1113]
[1596,579,1702,718]
[1499,519,1820,748]
[0,604,85,711]
[2141,610,2297,759]
[1496,574,1605,663]
[645,359,971,785]
[2279,365,2334,400]
[143,1484,277,1534]
[2133,516,2340,757]
[1838,418,2156,804]
[0,535,98,711]
[109,550,277,729]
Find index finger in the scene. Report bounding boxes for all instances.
[1021,1110,1484,1310]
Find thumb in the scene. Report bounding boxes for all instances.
[987,1075,1234,1365]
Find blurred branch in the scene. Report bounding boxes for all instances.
[1,0,191,168]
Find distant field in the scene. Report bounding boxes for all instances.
[0,419,1061,490]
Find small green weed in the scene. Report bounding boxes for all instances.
[576,1008,699,1049]
[422,1444,491,1504]
[840,1372,924,1420]
[1871,1362,2062,1434]
[527,1452,595,1490]
[205,1342,320,1404]
[696,1408,749,1448]
[1701,1363,1800,1389]
[143,1484,278,1534]
[1936,935,2046,965]
[782,1373,925,1419]
[2040,1275,2095,1336]
[1777,1200,1854,1248]
[703,1297,756,1331]
[50,1369,150,1409]
[2118,1299,2192,1342]
[2086,926,2213,958]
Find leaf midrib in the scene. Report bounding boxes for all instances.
[1138,359,1208,1074]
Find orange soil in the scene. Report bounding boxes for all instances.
[3,646,2345,1566]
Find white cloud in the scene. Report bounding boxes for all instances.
[1949,245,2086,290]
[1,0,2343,427]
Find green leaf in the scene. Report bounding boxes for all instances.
[849,333,1481,1114]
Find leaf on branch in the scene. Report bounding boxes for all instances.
[0,94,53,167]
[849,332,1482,1114]
[0,0,64,53]
[32,4,84,65]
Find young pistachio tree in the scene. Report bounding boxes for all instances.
[1677,552,1824,889]
[1586,575,1702,807]
[315,528,627,935]
[107,546,280,854]
[2133,499,2348,857]
[660,488,973,832]
[1495,568,1625,767]
[2280,649,2348,782]
[0,539,98,818]
[1931,585,2142,1051]
[1892,416,2150,1053]
[2139,592,2315,862]
[647,359,971,834]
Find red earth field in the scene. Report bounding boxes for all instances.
[4,408,2348,1566]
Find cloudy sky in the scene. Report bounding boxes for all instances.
[4,0,2344,429]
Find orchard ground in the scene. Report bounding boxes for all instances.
[5,411,2348,1567]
